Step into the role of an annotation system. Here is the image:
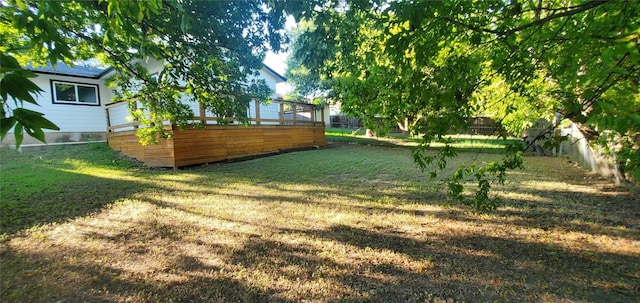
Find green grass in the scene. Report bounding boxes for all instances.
[1,142,638,303]
[418,134,522,152]
[0,143,144,234]
[326,128,522,153]
[325,127,367,137]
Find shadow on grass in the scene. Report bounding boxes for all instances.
[129,177,639,301]
[192,220,637,302]
[285,224,639,302]
[0,169,145,235]
[1,143,638,302]
[177,164,640,243]
[0,144,147,235]
[1,243,294,303]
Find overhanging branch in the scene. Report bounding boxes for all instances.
[444,0,611,37]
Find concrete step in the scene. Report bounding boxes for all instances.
[9,141,107,153]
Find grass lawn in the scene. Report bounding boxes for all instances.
[1,140,638,302]
[325,127,522,153]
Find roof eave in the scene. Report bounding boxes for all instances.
[262,64,287,83]
[30,69,105,80]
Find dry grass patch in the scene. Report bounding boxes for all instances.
[1,143,638,302]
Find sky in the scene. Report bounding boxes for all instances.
[263,14,297,76]
[262,15,297,96]
[264,50,288,76]
[264,50,292,96]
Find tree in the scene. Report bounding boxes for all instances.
[287,0,639,209]
[0,53,60,146]
[1,0,304,146]
[285,20,332,103]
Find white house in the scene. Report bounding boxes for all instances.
[4,60,287,146]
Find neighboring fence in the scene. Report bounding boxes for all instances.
[329,115,506,135]
[469,117,504,135]
[329,115,363,128]
[559,123,621,182]
[521,119,623,183]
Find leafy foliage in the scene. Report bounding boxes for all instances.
[1,0,638,207]
[0,53,59,146]
[286,0,639,209]
[0,0,307,146]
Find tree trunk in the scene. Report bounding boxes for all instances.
[365,128,376,138]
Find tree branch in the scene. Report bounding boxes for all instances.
[445,0,612,37]
[59,24,148,80]
[581,53,633,110]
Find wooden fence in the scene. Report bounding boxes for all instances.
[105,99,326,168]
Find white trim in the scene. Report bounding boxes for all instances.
[51,80,101,106]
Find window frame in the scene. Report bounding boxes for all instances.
[50,80,101,106]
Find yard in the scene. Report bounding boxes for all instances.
[0,139,638,302]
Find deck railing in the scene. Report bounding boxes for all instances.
[105,98,325,132]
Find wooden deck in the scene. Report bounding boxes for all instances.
[108,125,325,168]
[106,99,326,168]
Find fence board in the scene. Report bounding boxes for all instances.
[108,125,325,168]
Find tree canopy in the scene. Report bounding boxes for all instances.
[287,0,639,208]
[1,0,311,145]
[1,0,638,209]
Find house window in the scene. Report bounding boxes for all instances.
[51,80,100,105]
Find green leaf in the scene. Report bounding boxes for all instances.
[15,0,27,9]
[0,53,22,69]
[601,47,614,62]
[633,167,640,183]
[615,32,639,43]
[13,108,60,130]
[137,2,145,22]
[31,114,60,130]
[598,101,616,113]
[0,72,43,105]
[0,117,16,140]
[26,125,46,143]
[14,123,23,147]
[629,114,640,129]
[107,0,115,16]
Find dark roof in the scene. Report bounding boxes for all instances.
[262,64,287,82]
[28,61,284,82]
[27,62,113,79]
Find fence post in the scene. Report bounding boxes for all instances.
[279,102,284,125]
[131,100,138,130]
[199,102,206,125]
[254,100,261,126]
[105,106,111,132]
[293,103,297,126]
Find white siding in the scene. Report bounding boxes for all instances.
[23,73,114,133]
[13,62,282,136]
[246,68,280,98]
[259,69,279,98]
[182,94,200,122]
[248,101,281,125]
